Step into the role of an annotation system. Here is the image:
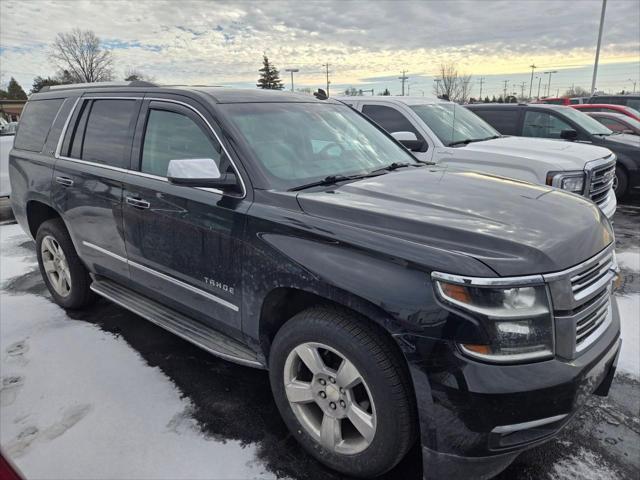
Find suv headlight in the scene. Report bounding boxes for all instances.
[546,171,585,194]
[432,274,554,363]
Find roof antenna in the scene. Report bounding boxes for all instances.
[314,88,328,100]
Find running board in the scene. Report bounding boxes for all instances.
[90,277,264,368]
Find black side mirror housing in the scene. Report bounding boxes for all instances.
[560,129,578,141]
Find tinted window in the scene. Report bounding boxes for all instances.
[80,100,137,167]
[522,111,572,138]
[595,117,627,132]
[411,104,498,145]
[361,105,421,137]
[14,99,64,152]
[471,109,521,135]
[141,109,221,177]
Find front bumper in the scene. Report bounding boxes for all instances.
[397,298,621,479]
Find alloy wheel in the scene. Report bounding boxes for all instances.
[41,235,71,297]
[283,342,376,455]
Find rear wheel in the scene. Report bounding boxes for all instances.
[36,218,95,309]
[269,306,416,477]
[613,165,628,198]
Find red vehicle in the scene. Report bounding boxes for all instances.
[572,103,640,121]
[586,112,640,135]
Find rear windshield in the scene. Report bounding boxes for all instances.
[557,107,612,135]
[14,99,64,152]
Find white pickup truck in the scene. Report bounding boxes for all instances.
[337,96,617,219]
[1,134,14,198]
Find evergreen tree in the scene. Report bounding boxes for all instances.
[256,55,284,90]
[497,96,504,103]
[491,95,496,103]
[7,77,27,99]
[382,88,391,96]
[484,96,490,103]
[31,76,62,94]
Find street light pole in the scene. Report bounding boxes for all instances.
[528,64,536,99]
[285,68,299,92]
[629,78,637,93]
[537,76,542,100]
[591,0,608,94]
[544,71,557,97]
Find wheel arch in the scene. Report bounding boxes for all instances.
[26,200,63,238]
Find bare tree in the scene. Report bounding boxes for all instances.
[564,85,590,98]
[50,29,114,83]
[433,63,473,103]
[124,67,154,82]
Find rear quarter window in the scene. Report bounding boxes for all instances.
[470,109,521,135]
[14,99,64,152]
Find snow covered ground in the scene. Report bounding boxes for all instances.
[0,205,638,480]
[1,224,275,480]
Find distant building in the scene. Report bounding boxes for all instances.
[0,100,27,122]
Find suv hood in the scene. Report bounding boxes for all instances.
[599,133,640,149]
[297,167,613,277]
[461,136,612,170]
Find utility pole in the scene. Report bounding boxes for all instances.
[591,0,608,94]
[528,64,537,100]
[544,70,557,97]
[537,76,542,99]
[519,81,526,100]
[478,77,485,100]
[629,78,637,93]
[285,68,299,92]
[322,63,331,96]
[398,70,409,96]
[502,80,509,100]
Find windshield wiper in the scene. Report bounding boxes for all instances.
[288,172,386,192]
[448,135,500,147]
[370,162,413,174]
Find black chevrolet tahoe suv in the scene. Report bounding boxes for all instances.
[10,82,622,479]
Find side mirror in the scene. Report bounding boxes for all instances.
[391,131,427,152]
[560,129,578,141]
[167,158,238,189]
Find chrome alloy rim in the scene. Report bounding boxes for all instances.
[41,235,71,297]
[283,342,376,455]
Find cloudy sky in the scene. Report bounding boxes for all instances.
[1,0,638,97]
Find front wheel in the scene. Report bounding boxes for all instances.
[269,306,417,477]
[613,165,628,198]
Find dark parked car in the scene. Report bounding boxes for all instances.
[586,111,640,136]
[11,83,621,480]
[467,103,640,198]
[588,94,640,112]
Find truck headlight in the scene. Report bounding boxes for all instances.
[546,171,585,194]
[433,275,554,363]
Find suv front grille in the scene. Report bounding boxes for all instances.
[544,246,617,358]
[586,158,616,206]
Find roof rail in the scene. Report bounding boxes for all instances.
[40,80,157,92]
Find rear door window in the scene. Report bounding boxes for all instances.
[81,100,138,168]
[522,110,572,138]
[14,99,64,152]
[471,109,521,135]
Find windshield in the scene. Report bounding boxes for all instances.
[559,107,613,135]
[409,103,499,146]
[222,102,418,190]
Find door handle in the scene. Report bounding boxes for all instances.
[126,196,151,209]
[55,176,74,187]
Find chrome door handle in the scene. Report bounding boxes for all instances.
[55,176,74,187]
[126,196,151,209]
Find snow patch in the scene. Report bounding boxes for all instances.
[550,447,618,480]
[1,223,37,283]
[617,250,640,273]
[616,294,640,377]
[0,290,275,479]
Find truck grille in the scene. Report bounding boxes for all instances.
[544,246,617,358]
[586,159,616,207]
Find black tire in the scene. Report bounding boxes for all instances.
[269,306,417,477]
[36,218,95,309]
[614,165,628,198]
